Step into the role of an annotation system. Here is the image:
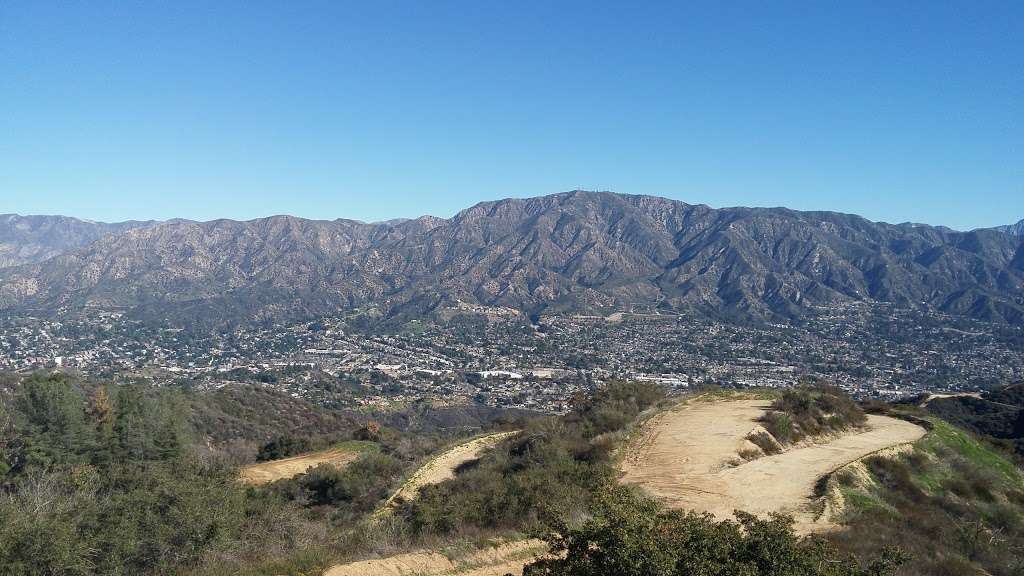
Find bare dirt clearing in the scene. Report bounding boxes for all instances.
[239,445,366,485]
[382,431,518,509]
[323,539,546,576]
[918,391,983,407]
[620,397,925,533]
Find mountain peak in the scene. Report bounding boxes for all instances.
[993,218,1024,235]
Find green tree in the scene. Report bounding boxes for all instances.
[9,375,96,473]
[110,385,189,462]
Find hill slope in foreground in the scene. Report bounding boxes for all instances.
[322,392,929,576]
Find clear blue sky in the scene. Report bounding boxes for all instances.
[1,1,1021,229]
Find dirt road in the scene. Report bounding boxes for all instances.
[323,539,546,576]
[382,431,518,508]
[620,398,925,533]
[239,445,365,485]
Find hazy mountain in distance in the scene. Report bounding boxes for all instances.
[0,214,158,268]
[1,191,1023,327]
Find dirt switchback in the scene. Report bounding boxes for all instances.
[381,431,518,510]
[620,397,925,533]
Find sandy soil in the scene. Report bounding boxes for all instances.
[620,398,925,533]
[239,446,362,485]
[323,539,546,576]
[383,431,518,508]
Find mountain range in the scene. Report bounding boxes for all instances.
[1,191,1023,327]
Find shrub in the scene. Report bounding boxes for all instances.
[0,375,328,575]
[273,452,404,521]
[256,435,312,461]
[523,485,906,576]
[830,418,1024,576]
[764,412,794,444]
[762,386,866,446]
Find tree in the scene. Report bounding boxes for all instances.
[110,385,189,463]
[9,375,96,473]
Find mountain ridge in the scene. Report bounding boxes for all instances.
[991,218,1024,236]
[2,191,1023,327]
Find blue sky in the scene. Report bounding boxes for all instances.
[1,1,1021,229]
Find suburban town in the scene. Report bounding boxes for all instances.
[2,301,1020,413]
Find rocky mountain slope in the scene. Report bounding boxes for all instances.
[2,191,1023,327]
[0,214,156,268]
[992,218,1024,236]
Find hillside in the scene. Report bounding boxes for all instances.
[5,376,1023,575]
[827,413,1024,575]
[2,191,1024,327]
[239,442,377,485]
[923,383,1024,456]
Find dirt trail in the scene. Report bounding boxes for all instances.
[323,539,546,576]
[620,398,925,533]
[382,431,518,508]
[919,392,982,407]
[239,446,362,485]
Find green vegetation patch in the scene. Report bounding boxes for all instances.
[398,381,667,536]
[828,413,1024,576]
[335,439,381,454]
[922,418,1020,485]
[840,487,896,518]
[691,386,782,402]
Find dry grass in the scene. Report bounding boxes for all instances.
[239,442,376,484]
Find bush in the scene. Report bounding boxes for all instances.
[762,386,866,446]
[256,435,312,461]
[523,485,906,576]
[272,452,404,522]
[763,413,795,444]
[0,457,319,575]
